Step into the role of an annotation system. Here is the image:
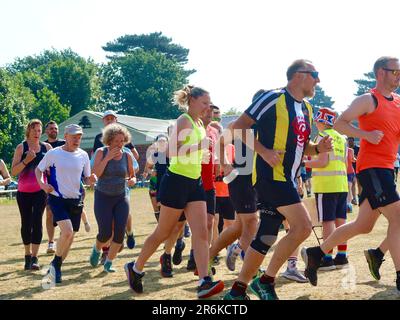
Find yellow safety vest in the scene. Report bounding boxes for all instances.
[312,128,348,193]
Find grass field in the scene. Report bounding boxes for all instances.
[0,188,399,300]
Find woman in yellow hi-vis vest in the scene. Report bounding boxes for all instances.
[304,107,349,270]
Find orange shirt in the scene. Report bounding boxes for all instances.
[357,88,400,173]
[215,144,235,197]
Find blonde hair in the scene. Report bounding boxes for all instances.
[25,119,42,139]
[173,85,209,111]
[102,123,131,146]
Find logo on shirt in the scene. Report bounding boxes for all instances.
[292,116,311,146]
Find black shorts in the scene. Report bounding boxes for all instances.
[255,179,301,209]
[357,168,399,210]
[205,189,216,215]
[158,170,206,210]
[48,195,83,232]
[315,192,347,222]
[228,174,257,213]
[216,196,235,220]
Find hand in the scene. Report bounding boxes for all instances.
[221,163,234,176]
[260,148,285,168]
[87,173,97,186]
[25,150,36,163]
[105,147,123,161]
[317,136,333,153]
[365,130,384,145]
[127,177,137,187]
[41,183,54,193]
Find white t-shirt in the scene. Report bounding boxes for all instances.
[37,147,91,199]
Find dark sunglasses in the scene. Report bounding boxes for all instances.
[383,68,400,76]
[297,70,319,79]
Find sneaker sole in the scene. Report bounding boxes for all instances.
[334,264,349,270]
[364,250,380,281]
[281,273,309,283]
[319,265,336,271]
[198,281,224,299]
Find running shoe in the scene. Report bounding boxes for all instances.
[47,242,56,254]
[172,241,185,266]
[333,255,349,269]
[184,224,191,238]
[104,260,116,273]
[197,279,224,299]
[24,255,32,271]
[89,246,101,267]
[281,268,308,283]
[126,233,136,249]
[249,277,279,300]
[226,243,240,271]
[124,261,144,293]
[30,256,40,271]
[160,253,173,278]
[319,259,336,271]
[223,291,250,300]
[301,247,320,286]
[364,249,384,280]
[84,222,91,233]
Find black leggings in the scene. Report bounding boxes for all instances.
[94,190,129,244]
[16,191,47,245]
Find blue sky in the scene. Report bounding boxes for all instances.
[1,0,399,113]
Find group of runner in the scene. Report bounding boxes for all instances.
[8,55,400,299]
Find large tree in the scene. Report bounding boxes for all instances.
[8,49,103,116]
[0,69,33,164]
[354,71,400,95]
[102,49,189,119]
[309,85,334,109]
[103,32,192,67]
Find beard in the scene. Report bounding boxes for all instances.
[48,133,58,140]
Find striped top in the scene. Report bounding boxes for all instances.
[245,88,313,186]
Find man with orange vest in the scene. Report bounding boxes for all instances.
[304,107,349,271]
[302,56,400,296]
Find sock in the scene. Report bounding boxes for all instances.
[53,255,62,268]
[260,274,275,285]
[375,247,385,260]
[199,276,212,286]
[93,245,100,253]
[132,263,144,275]
[230,281,247,297]
[102,246,109,253]
[154,211,160,221]
[309,246,326,260]
[105,257,112,265]
[176,237,184,248]
[287,257,297,270]
[324,250,333,261]
[337,245,347,257]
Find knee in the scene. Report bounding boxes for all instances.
[63,229,74,240]
[290,221,312,240]
[241,216,258,232]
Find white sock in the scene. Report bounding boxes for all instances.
[132,263,144,275]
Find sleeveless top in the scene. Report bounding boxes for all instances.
[357,88,400,173]
[95,147,129,196]
[169,113,206,179]
[18,141,47,193]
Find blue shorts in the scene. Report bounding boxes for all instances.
[315,192,347,222]
[255,179,300,209]
[48,195,83,232]
[347,173,355,183]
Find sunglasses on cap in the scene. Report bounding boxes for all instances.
[296,70,319,79]
[383,68,400,77]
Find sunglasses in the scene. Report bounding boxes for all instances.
[383,68,400,77]
[297,70,319,79]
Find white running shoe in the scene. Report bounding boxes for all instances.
[226,243,240,271]
[46,242,56,254]
[281,268,308,283]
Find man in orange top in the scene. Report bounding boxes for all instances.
[302,56,400,295]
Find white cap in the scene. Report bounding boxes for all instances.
[64,124,83,135]
[103,110,117,118]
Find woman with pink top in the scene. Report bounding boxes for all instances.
[11,119,51,270]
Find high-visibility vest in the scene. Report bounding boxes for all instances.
[312,128,348,193]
